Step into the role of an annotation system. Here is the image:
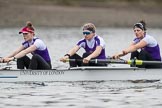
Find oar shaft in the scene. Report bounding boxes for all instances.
[67,59,162,66]
[67,59,127,64]
[134,60,162,65]
[90,59,127,64]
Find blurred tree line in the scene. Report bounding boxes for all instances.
[1,0,162,7]
[51,0,162,7]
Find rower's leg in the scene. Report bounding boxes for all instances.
[17,56,30,69]
[130,51,139,60]
[82,53,107,66]
[130,51,139,67]
[69,54,82,67]
[139,50,162,68]
[139,50,153,60]
[29,54,51,70]
[130,50,148,68]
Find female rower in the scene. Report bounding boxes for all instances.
[60,23,107,67]
[113,20,162,68]
[2,21,52,69]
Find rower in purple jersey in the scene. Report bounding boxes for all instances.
[113,20,162,68]
[2,21,52,69]
[60,23,107,67]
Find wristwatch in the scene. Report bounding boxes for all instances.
[64,54,70,58]
[13,56,16,61]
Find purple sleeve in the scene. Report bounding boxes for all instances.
[133,38,140,44]
[77,39,86,48]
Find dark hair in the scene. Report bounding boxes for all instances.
[133,20,147,31]
[26,21,35,31]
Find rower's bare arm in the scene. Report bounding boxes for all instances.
[5,45,25,58]
[112,40,147,59]
[60,45,80,62]
[124,40,147,53]
[2,45,26,63]
[67,45,80,56]
[112,43,135,59]
[88,46,102,59]
[14,45,37,59]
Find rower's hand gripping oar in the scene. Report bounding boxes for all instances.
[0,57,16,70]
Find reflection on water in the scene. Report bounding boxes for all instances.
[0,81,162,108]
[0,27,162,108]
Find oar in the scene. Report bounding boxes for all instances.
[66,59,162,66]
[0,59,16,70]
[66,59,128,64]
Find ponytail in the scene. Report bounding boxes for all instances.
[26,21,34,31]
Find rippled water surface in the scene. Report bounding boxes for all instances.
[0,27,162,108]
[1,81,162,108]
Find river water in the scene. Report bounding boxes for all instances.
[0,27,162,108]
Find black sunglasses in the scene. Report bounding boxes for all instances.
[83,31,91,35]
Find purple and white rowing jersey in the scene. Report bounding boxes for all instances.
[133,34,161,61]
[77,35,106,59]
[22,37,51,62]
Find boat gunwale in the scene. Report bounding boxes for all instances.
[0,66,162,71]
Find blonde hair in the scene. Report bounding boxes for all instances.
[82,23,96,33]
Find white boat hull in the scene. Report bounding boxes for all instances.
[0,67,162,82]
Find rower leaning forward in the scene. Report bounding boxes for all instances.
[113,20,162,68]
[60,23,107,67]
[1,21,52,70]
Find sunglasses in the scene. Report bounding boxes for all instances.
[83,31,91,35]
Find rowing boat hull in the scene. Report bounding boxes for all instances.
[0,67,162,82]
